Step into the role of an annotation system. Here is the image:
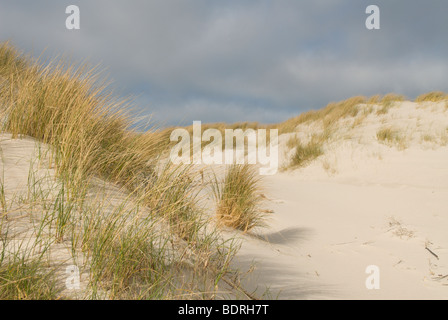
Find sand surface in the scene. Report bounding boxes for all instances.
[232,101,448,299]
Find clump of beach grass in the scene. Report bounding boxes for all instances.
[376,127,407,150]
[0,253,61,300]
[376,93,406,115]
[421,134,436,143]
[290,138,324,168]
[211,165,266,233]
[377,127,397,142]
[288,128,332,168]
[415,91,448,103]
[286,134,300,149]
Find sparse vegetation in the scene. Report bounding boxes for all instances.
[376,127,407,150]
[367,95,381,104]
[415,91,448,103]
[290,135,324,167]
[286,135,300,149]
[441,128,448,146]
[280,94,408,168]
[277,96,367,134]
[380,93,406,104]
[322,158,337,175]
[278,94,408,136]
[376,127,397,142]
[352,113,368,128]
[422,134,435,143]
[278,96,367,168]
[388,217,415,239]
[376,93,406,115]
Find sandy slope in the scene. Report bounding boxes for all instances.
[233,101,448,299]
[1,100,447,300]
[0,134,144,298]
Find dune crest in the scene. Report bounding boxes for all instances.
[234,99,448,299]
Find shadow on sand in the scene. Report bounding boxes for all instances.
[249,227,314,245]
[232,227,338,299]
[234,252,337,299]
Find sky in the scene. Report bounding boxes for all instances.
[1,0,448,127]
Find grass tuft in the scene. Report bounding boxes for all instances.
[290,137,324,168]
[415,91,448,103]
[376,93,405,115]
[0,257,61,300]
[376,127,407,150]
[211,165,266,232]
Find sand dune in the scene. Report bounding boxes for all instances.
[1,99,447,299]
[231,100,448,299]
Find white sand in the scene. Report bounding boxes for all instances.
[233,101,448,299]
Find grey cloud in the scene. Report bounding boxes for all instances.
[1,1,448,126]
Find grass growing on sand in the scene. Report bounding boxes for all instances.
[376,93,406,115]
[0,253,61,300]
[415,91,448,103]
[278,93,406,135]
[276,96,367,135]
[376,127,407,150]
[0,41,262,299]
[290,136,324,168]
[211,165,266,232]
[376,127,397,142]
[281,93,408,169]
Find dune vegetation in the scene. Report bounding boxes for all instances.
[415,91,448,103]
[0,41,268,299]
[282,91,447,169]
[211,164,265,232]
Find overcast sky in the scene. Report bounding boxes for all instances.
[1,1,447,127]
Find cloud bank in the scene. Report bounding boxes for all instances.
[1,0,447,126]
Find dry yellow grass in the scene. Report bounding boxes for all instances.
[415,91,448,103]
[291,139,323,167]
[276,96,367,135]
[288,129,332,168]
[211,164,266,232]
[376,93,406,115]
[278,93,409,168]
[0,41,256,299]
[367,94,381,104]
[376,126,407,150]
[277,93,408,135]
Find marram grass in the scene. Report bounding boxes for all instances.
[211,164,266,232]
[0,41,259,299]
